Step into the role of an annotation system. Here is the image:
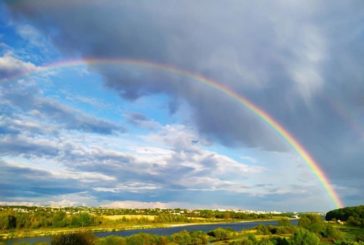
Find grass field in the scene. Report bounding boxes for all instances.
[102,215,156,221]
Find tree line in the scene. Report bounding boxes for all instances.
[325,205,364,227]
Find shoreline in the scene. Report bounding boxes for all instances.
[0,218,287,240]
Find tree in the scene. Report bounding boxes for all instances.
[298,214,325,233]
[7,215,16,229]
[52,212,67,227]
[325,205,364,227]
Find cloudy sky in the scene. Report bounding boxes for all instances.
[0,0,363,211]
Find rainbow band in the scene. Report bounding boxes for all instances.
[11,57,344,208]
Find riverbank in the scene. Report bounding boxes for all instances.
[0,218,284,240]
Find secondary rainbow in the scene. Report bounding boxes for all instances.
[9,57,344,208]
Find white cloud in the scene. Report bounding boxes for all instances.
[101,200,239,210]
[0,53,37,80]
[16,24,46,48]
[289,25,326,101]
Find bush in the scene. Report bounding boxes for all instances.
[272,237,290,245]
[256,225,271,235]
[290,229,320,245]
[321,224,342,239]
[171,230,192,245]
[278,218,291,227]
[275,225,296,234]
[51,232,95,245]
[207,228,234,241]
[126,233,160,245]
[189,231,208,245]
[228,234,256,245]
[229,239,254,245]
[298,214,325,234]
[257,239,275,245]
[96,236,126,245]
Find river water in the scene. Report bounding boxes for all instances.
[3,220,297,244]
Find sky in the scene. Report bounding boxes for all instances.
[0,0,363,212]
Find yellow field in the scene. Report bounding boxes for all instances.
[102,215,156,221]
[188,217,208,221]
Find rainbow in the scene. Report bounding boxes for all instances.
[6,57,344,208]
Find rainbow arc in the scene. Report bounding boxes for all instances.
[7,57,344,208]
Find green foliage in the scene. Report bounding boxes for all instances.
[326,206,364,227]
[258,239,275,245]
[189,231,208,245]
[298,213,342,240]
[256,224,295,235]
[298,214,325,233]
[96,236,126,245]
[321,223,343,239]
[8,215,17,229]
[125,233,161,245]
[52,212,67,227]
[272,237,290,245]
[291,229,320,245]
[70,212,95,227]
[229,239,255,245]
[278,218,291,227]
[154,214,189,223]
[207,228,234,241]
[229,234,257,245]
[0,208,98,231]
[0,205,287,232]
[171,230,192,245]
[51,232,96,245]
[230,237,276,245]
[256,224,272,235]
[0,213,17,229]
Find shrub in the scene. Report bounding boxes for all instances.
[257,239,275,245]
[207,228,234,241]
[51,232,95,245]
[96,236,126,245]
[171,230,192,245]
[278,218,291,227]
[229,239,254,245]
[189,231,208,245]
[256,225,271,235]
[320,224,342,239]
[298,214,325,234]
[290,229,320,245]
[126,233,160,245]
[272,237,290,245]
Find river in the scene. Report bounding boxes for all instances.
[3,220,297,244]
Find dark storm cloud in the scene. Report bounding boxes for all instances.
[0,136,59,158]
[0,161,83,198]
[3,0,299,151]
[3,0,364,204]
[125,112,159,129]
